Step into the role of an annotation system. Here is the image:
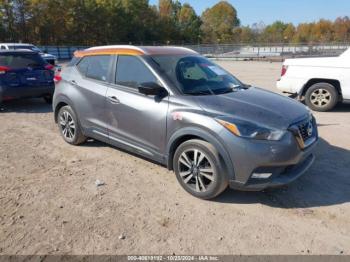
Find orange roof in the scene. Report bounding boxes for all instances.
[74,45,197,58]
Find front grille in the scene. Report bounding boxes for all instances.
[298,119,314,141]
[289,116,317,149]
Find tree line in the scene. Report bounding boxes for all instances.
[1,0,349,45]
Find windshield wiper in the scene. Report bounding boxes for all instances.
[215,89,235,95]
[185,90,212,96]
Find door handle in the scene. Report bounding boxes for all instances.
[107,96,120,104]
[70,80,78,86]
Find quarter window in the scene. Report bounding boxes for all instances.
[76,57,89,75]
[116,55,157,88]
[76,55,112,82]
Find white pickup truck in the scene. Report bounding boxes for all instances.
[277,48,350,111]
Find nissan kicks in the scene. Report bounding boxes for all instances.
[53,45,318,199]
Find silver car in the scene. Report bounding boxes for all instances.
[53,45,318,199]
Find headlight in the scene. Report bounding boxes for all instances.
[216,117,286,141]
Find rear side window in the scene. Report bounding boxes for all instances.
[67,56,80,67]
[76,57,89,75]
[76,55,112,82]
[0,53,45,69]
[116,55,157,88]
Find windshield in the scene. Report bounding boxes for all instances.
[8,45,42,53]
[150,55,244,95]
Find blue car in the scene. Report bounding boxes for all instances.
[0,50,55,104]
[0,43,57,65]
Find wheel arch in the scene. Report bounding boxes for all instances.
[300,78,342,100]
[54,102,68,123]
[53,95,77,123]
[166,127,235,180]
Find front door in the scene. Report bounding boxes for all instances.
[105,55,169,161]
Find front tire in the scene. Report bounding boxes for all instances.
[305,83,339,112]
[57,105,86,145]
[173,139,228,200]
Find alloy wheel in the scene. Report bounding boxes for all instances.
[310,88,331,108]
[59,110,76,140]
[178,149,216,192]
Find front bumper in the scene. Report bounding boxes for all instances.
[229,153,315,191]
[276,77,306,95]
[220,124,318,191]
[276,79,290,93]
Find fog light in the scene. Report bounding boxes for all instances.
[251,173,272,179]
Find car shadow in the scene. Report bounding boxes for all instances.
[80,139,108,148]
[0,98,53,113]
[330,103,350,112]
[215,138,350,208]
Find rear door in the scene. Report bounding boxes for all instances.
[69,55,114,138]
[105,55,169,161]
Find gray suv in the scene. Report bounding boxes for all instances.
[53,45,318,199]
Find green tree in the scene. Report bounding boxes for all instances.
[177,3,201,43]
[200,1,240,43]
[261,21,288,43]
[0,0,17,41]
[310,19,334,42]
[293,23,313,43]
[333,16,350,42]
[1,1,350,46]
[157,0,181,43]
[120,0,160,43]
[283,23,295,43]
[159,0,173,17]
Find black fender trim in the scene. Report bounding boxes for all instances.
[165,127,235,180]
[53,94,78,122]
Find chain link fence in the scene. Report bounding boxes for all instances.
[39,43,350,61]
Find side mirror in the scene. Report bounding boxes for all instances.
[138,82,167,96]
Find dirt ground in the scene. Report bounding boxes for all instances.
[0,61,349,255]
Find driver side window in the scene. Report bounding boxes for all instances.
[116,55,157,89]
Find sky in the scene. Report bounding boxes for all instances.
[149,0,350,26]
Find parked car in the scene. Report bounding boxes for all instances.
[0,50,55,104]
[277,48,350,111]
[53,45,318,199]
[0,43,57,65]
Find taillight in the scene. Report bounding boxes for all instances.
[54,74,62,83]
[0,66,10,74]
[45,64,55,71]
[281,65,288,77]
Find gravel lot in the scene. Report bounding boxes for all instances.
[0,61,349,255]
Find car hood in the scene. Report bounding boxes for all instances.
[194,87,309,130]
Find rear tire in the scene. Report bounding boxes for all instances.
[173,139,228,200]
[57,105,86,145]
[305,83,339,112]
